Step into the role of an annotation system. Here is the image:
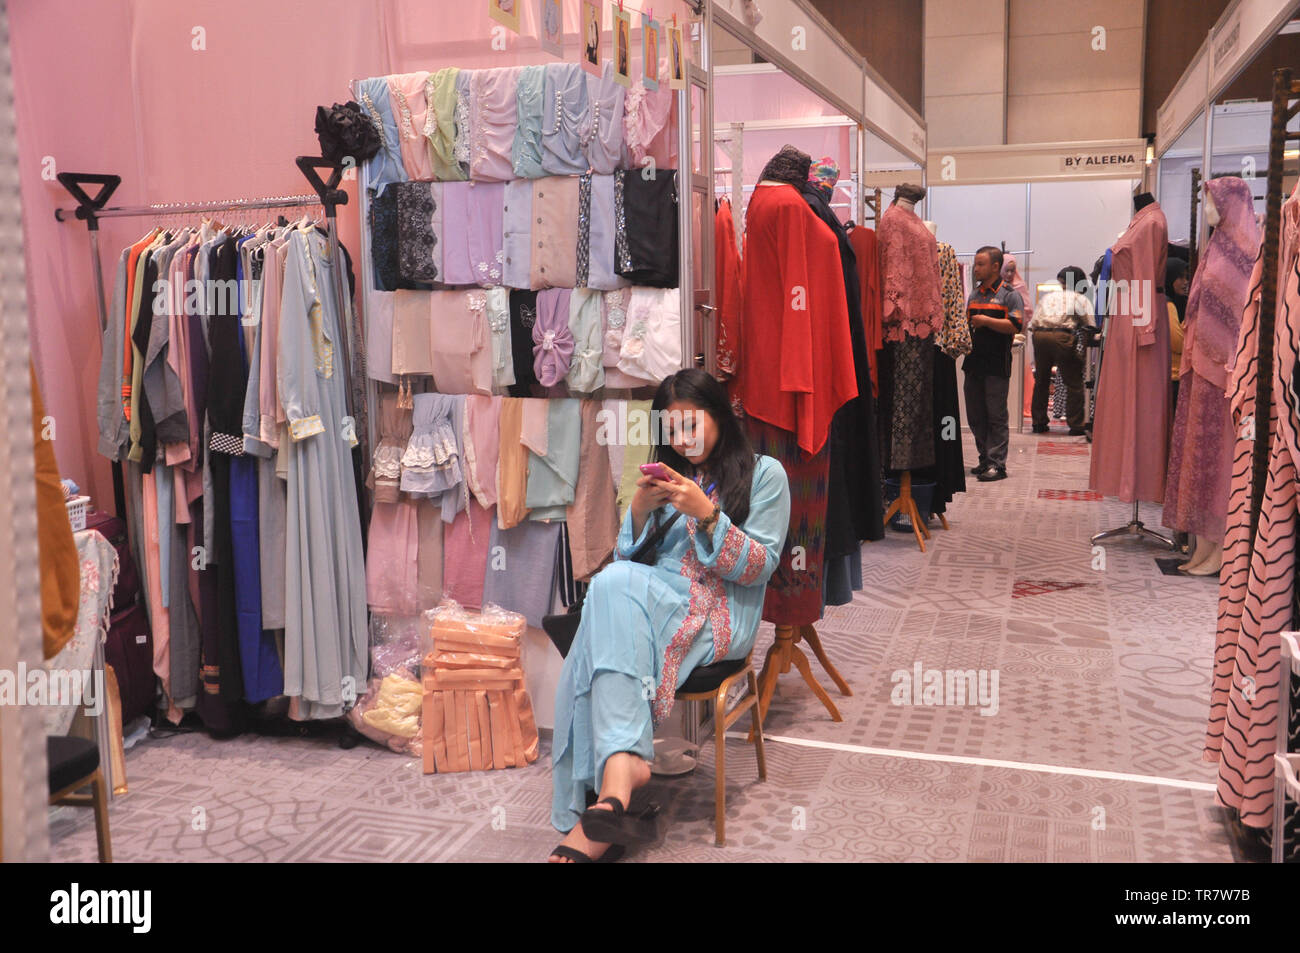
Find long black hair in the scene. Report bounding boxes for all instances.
[651,368,756,526]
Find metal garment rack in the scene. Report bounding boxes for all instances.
[52,163,353,787]
[1189,166,1202,274]
[1249,69,1300,552]
[53,164,350,517]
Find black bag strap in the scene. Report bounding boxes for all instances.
[629,509,683,564]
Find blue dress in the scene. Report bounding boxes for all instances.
[550,455,791,832]
[356,76,407,196]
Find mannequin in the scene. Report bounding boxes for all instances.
[799,156,884,558]
[737,144,857,624]
[1181,193,1219,574]
[876,183,942,474]
[1163,176,1258,576]
[1089,192,1170,503]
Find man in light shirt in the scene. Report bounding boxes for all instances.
[1029,266,1095,435]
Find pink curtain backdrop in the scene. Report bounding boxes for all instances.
[11,0,693,509]
[713,67,852,214]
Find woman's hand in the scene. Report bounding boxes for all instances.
[630,472,673,527]
[650,464,715,520]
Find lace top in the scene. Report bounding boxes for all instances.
[387,71,435,181]
[357,76,408,195]
[368,393,415,504]
[624,58,674,170]
[541,62,591,176]
[511,65,547,179]
[878,203,942,342]
[424,67,467,181]
[394,181,443,284]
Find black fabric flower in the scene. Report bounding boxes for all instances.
[315,101,381,166]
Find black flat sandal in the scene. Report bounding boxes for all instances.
[548,843,626,863]
[579,795,660,846]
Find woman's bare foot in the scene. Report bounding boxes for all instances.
[548,752,653,862]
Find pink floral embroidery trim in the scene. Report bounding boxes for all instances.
[737,538,768,585]
[650,516,733,726]
[713,523,747,575]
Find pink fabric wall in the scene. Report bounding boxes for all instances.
[11,0,693,509]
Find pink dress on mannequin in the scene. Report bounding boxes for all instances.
[1089,201,1170,502]
[1163,177,1259,540]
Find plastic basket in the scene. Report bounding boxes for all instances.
[65,495,90,532]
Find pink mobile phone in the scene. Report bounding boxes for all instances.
[640,462,669,481]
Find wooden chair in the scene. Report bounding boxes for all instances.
[675,651,766,846]
[47,735,112,862]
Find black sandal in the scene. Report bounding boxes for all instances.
[579,796,660,846]
[548,843,626,863]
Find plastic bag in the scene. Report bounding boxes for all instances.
[420,600,539,773]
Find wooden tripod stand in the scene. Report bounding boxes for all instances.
[882,470,948,553]
[750,623,852,734]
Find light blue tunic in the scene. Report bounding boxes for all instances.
[278,228,369,720]
[357,76,408,196]
[550,455,791,832]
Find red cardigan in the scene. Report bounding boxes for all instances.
[737,184,857,457]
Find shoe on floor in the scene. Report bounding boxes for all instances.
[1068,428,1087,436]
[976,466,1008,482]
[1032,425,1049,434]
[970,464,987,475]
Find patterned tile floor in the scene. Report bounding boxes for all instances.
[49,425,1241,862]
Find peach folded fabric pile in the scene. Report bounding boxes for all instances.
[421,601,539,773]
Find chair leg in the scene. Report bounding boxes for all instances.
[91,770,112,863]
[748,670,767,782]
[713,685,727,847]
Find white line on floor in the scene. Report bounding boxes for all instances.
[724,732,1218,792]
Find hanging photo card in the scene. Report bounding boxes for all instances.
[489,0,520,33]
[539,0,563,57]
[580,0,602,76]
[612,5,633,88]
[641,14,660,91]
[668,21,686,89]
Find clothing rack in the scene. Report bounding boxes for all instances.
[54,161,353,519]
[1249,68,1300,548]
[54,160,368,752]
[1189,167,1202,274]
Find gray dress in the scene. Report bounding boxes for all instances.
[278,228,369,719]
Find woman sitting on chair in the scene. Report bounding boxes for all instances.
[549,369,791,862]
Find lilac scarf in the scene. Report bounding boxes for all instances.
[532,288,574,386]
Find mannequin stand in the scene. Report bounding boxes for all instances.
[883,470,937,552]
[1089,500,1175,549]
[749,624,852,739]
